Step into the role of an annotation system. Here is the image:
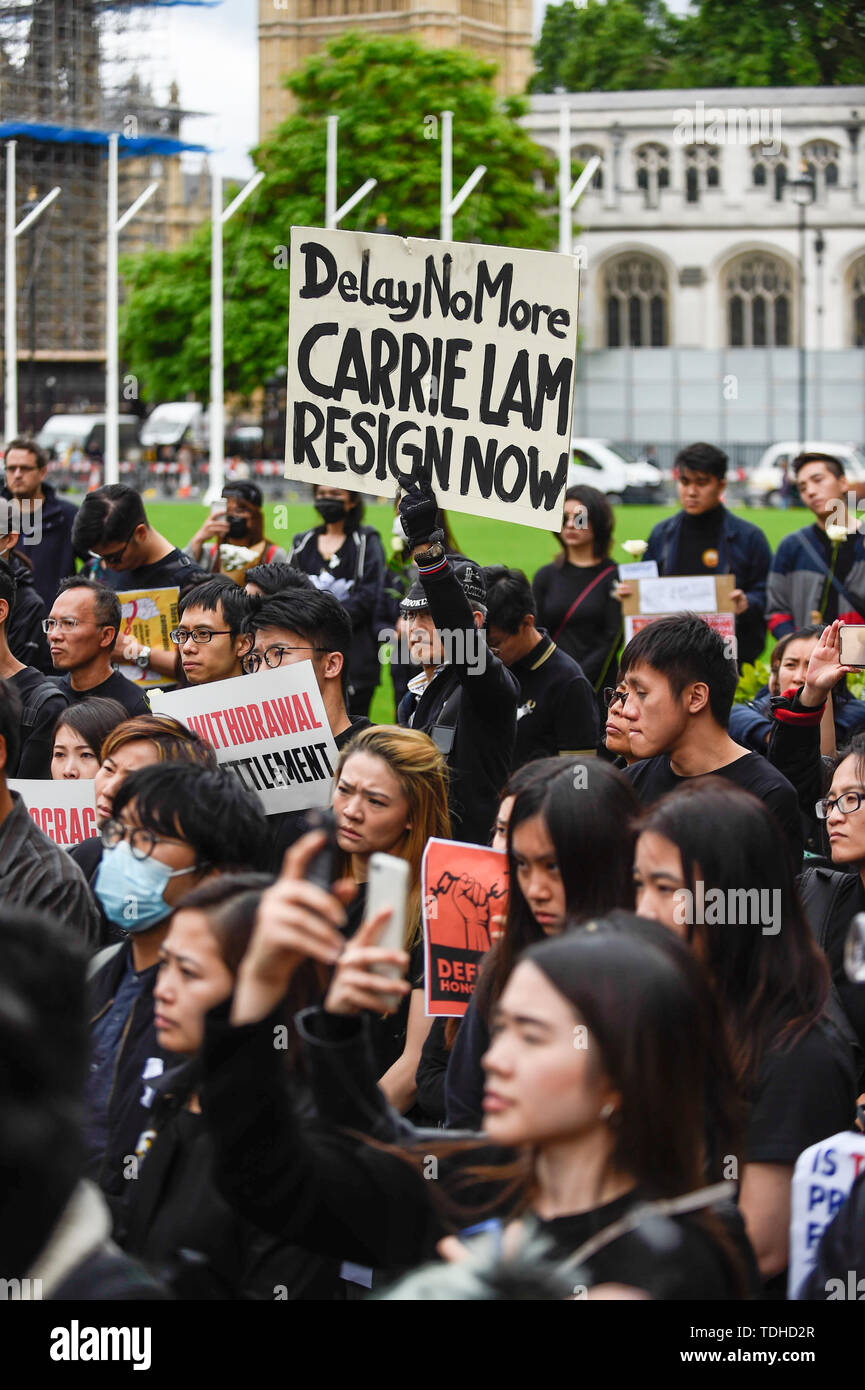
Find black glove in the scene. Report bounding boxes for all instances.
[398,481,444,552]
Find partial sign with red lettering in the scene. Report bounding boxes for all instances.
[9,778,98,848]
[421,838,508,1018]
[148,662,339,814]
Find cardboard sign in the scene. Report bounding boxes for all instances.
[285,227,580,530]
[147,663,338,815]
[788,1132,865,1298]
[114,587,180,689]
[422,838,508,1017]
[9,778,98,847]
[620,574,737,656]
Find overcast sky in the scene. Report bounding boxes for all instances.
[154,0,692,177]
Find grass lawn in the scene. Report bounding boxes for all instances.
[146,496,813,724]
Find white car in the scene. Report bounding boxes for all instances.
[746,441,865,507]
[568,438,629,503]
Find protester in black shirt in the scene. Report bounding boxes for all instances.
[0,555,69,777]
[634,779,856,1294]
[2,436,79,610]
[288,486,387,718]
[116,873,339,1300]
[483,565,598,765]
[202,877,752,1298]
[619,614,803,864]
[86,762,270,1209]
[50,697,128,780]
[72,484,206,684]
[639,443,770,666]
[532,486,621,693]
[45,577,150,718]
[396,482,518,847]
[169,576,254,688]
[445,757,639,1129]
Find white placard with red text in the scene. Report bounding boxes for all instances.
[9,778,98,848]
[147,662,338,814]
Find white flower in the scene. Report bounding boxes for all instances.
[826,524,849,544]
[622,539,648,559]
[391,536,405,554]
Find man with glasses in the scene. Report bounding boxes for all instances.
[0,676,102,943]
[483,565,598,768]
[170,576,254,687]
[72,483,206,595]
[46,577,150,717]
[1,436,79,610]
[86,760,269,1207]
[242,589,371,867]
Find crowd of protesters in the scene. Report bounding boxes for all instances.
[4,435,865,1303]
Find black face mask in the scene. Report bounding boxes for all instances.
[226,515,250,539]
[315,499,348,524]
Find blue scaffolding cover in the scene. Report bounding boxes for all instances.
[0,123,209,156]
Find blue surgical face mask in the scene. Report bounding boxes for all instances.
[94,839,200,934]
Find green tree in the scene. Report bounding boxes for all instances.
[119,35,555,401]
[531,0,681,94]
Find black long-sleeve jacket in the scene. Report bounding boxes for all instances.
[397,555,518,845]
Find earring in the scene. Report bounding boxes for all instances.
[599,1102,615,1122]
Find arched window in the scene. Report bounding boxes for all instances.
[850,256,865,348]
[573,145,603,191]
[802,141,842,199]
[634,143,670,207]
[750,144,788,202]
[684,146,721,203]
[604,254,669,347]
[725,253,793,347]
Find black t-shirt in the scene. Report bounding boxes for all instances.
[9,664,70,778]
[627,751,803,866]
[536,1187,746,1299]
[51,669,150,719]
[669,506,725,576]
[745,1018,856,1167]
[99,548,206,597]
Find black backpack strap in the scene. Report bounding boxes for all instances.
[21,680,70,730]
[429,685,461,755]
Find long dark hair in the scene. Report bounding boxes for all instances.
[52,697,129,760]
[474,758,639,1021]
[635,779,829,1088]
[314,485,365,533]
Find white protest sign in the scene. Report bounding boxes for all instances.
[638,575,718,614]
[9,778,98,848]
[285,226,580,530]
[148,663,338,815]
[788,1131,865,1298]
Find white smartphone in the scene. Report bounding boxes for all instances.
[366,852,411,1010]
[840,624,865,668]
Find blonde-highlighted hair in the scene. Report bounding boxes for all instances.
[336,725,451,948]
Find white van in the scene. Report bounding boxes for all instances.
[35,413,140,461]
[747,441,865,507]
[568,438,629,503]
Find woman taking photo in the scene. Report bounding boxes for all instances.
[445,757,640,1129]
[633,778,857,1294]
[532,485,621,697]
[288,486,387,717]
[117,873,340,1300]
[50,698,128,779]
[200,859,751,1299]
[332,724,450,1113]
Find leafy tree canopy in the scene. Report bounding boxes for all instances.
[120,35,555,401]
